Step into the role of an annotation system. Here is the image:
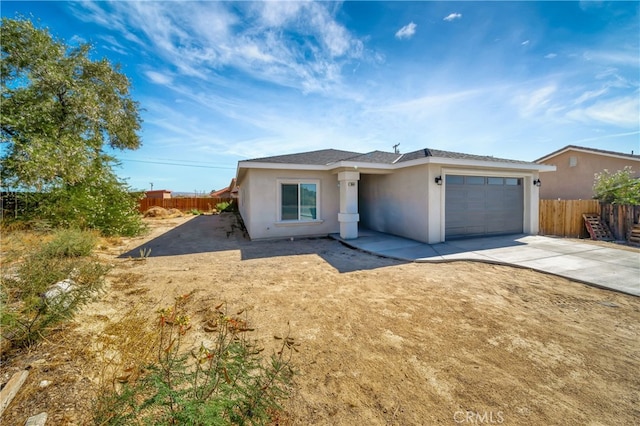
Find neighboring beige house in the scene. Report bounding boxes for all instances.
[145,189,172,199]
[236,148,554,243]
[535,145,640,200]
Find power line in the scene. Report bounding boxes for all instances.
[140,157,231,165]
[119,158,236,169]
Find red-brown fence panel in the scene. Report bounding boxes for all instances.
[138,197,229,213]
[538,199,600,238]
[539,199,640,241]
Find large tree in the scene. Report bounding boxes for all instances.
[1,17,141,189]
[1,17,144,235]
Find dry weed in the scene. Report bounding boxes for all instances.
[94,306,160,393]
[142,207,184,219]
[109,272,145,289]
[0,230,53,264]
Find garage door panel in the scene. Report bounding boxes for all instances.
[445,175,523,239]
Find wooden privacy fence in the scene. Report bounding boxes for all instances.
[139,197,229,213]
[601,203,640,241]
[539,199,640,241]
[539,199,600,238]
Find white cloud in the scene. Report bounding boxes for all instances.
[377,88,485,115]
[583,49,640,67]
[73,1,368,96]
[443,13,462,22]
[566,96,640,128]
[69,34,87,46]
[395,22,417,39]
[573,87,609,105]
[99,35,129,55]
[544,53,557,59]
[521,40,530,46]
[255,1,304,27]
[145,71,173,86]
[514,85,557,117]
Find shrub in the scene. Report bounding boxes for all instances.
[94,297,296,425]
[41,229,98,258]
[188,208,202,215]
[593,166,640,205]
[37,177,146,237]
[216,202,230,212]
[0,230,108,351]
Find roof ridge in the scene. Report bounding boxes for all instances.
[339,151,371,162]
[535,145,640,162]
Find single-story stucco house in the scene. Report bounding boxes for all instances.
[535,145,640,200]
[235,148,555,243]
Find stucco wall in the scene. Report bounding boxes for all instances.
[359,165,430,242]
[240,162,542,243]
[238,168,340,240]
[539,150,640,200]
[359,163,541,243]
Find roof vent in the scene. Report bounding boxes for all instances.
[393,143,400,154]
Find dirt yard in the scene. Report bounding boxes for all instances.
[2,213,639,425]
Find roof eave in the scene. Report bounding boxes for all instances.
[328,161,396,171]
[238,157,555,175]
[238,161,330,171]
[396,156,555,171]
[236,161,333,184]
[536,146,640,163]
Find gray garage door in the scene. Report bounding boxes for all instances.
[445,175,523,239]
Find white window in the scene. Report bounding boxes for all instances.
[279,180,319,221]
[569,156,577,167]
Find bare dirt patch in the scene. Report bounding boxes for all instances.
[2,214,639,425]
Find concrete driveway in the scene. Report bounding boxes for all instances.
[332,230,640,296]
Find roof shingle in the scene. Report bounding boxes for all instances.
[241,149,361,165]
[243,147,535,166]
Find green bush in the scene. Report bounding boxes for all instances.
[0,230,108,350]
[37,175,146,237]
[42,228,98,258]
[216,202,230,212]
[94,299,295,425]
[593,166,640,205]
[188,209,202,215]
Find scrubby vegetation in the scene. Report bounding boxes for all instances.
[94,296,296,425]
[593,166,640,205]
[0,229,108,351]
[216,201,231,212]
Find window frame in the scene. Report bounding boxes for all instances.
[276,179,321,223]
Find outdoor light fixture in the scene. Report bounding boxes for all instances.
[533,179,542,187]
[435,176,443,185]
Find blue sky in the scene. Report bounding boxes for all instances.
[3,1,639,192]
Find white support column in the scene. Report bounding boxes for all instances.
[338,171,360,239]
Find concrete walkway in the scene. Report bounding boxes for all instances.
[331,230,640,297]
